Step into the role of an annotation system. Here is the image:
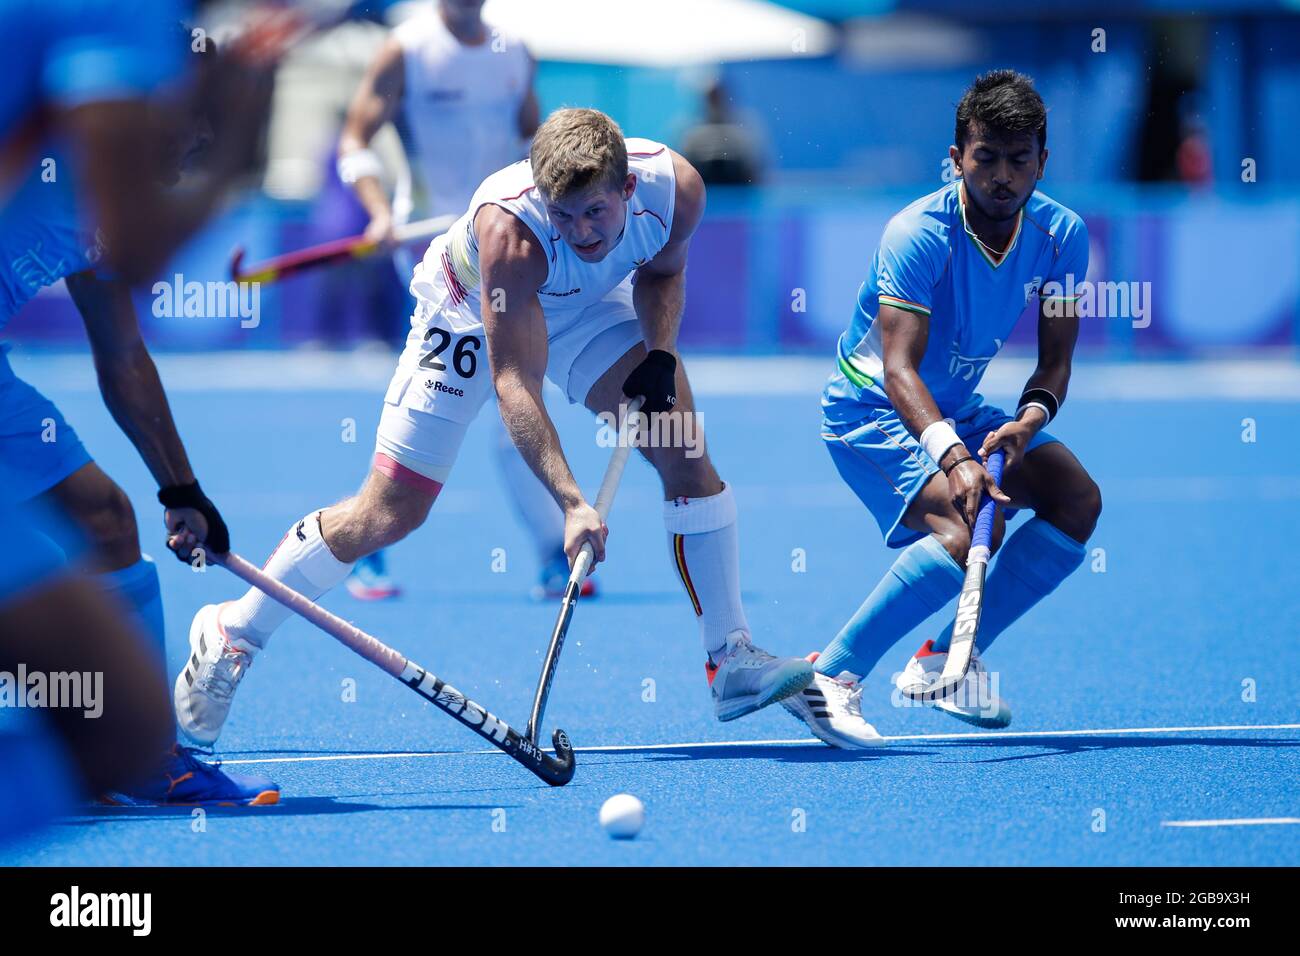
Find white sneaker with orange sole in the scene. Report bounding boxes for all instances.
[706,631,813,722]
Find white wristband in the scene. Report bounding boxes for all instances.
[337,148,384,185]
[1016,401,1052,425]
[919,418,962,467]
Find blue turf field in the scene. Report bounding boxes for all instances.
[3,352,1298,866]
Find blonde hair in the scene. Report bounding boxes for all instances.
[529,108,628,199]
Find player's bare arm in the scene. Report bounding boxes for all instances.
[67,273,194,489]
[978,296,1080,469]
[632,151,704,355]
[476,204,606,567]
[65,271,229,558]
[620,151,706,417]
[880,302,1008,529]
[338,35,406,246]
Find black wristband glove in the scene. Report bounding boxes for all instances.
[158,481,230,555]
[621,349,677,415]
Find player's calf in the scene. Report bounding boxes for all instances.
[319,497,423,564]
[320,466,440,563]
[646,443,722,502]
[588,347,810,716]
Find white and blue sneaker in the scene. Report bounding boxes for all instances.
[782,653,885,749]
[706,631,814,722]
[346,550,401,601]
[896,640,1012,729]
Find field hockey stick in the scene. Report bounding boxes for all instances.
[524,395,646,746]
[903,448,1006,703]
[212,551,575,786]
[229,214,456,284]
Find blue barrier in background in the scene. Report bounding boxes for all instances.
[7,183,1295,357]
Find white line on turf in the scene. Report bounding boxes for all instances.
[217,722,1300,766]
[11,352,1300,400]
[1161,818,1300,828]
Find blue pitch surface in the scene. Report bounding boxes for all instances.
[2,353,1298,866]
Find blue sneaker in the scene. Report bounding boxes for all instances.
[346,550,401,601]
[102,745,280,807]
[534,548,597,601]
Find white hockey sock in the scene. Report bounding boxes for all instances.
[664,484,749,659]
[219,511,353,653]
[493,415,565,561]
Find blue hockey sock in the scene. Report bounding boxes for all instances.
[817,534,964,678]
[931,517,1086,654]
[97,555,165,672]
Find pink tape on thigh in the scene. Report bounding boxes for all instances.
[373,452,443,496]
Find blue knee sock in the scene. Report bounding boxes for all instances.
[817,535,964,678]
[931,517,1086,654]
[97,555,165,673]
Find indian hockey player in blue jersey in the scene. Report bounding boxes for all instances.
[782,71,1103,748]
[0,34,279,805]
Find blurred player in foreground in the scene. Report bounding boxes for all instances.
[1,0,278,283]
[336,0,588,601]
[0,502,173,843]
[177,108,814,744]
[783,71,1102,747]
[0,29,280,804]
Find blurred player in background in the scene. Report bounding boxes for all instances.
[336,0,589,601]
[177,108,814,745]
[0,23,282,804]
[783,71,1103,748]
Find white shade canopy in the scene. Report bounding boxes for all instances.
[393,0,836,67]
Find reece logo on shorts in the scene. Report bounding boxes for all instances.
[426,379,465,398]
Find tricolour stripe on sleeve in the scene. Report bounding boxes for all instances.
[878,294,931,316]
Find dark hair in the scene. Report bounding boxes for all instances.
[955,70,1047,151]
